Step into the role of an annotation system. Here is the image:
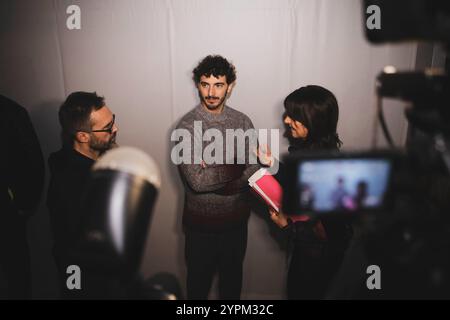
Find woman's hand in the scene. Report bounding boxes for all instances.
[269,207,289,228]
[257,144,274,167]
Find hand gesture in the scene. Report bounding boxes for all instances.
[268,207,289,228]
[257,144,274,167]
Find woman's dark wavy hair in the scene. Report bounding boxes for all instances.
[192,55,236,84]
[284,85,342,151]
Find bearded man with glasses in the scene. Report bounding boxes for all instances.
[46,91,118,298]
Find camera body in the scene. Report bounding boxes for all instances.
[364,0,450,44]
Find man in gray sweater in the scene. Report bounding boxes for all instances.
[174,55,259,299]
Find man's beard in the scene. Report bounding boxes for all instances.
[200,93,226,111]
[89,133,117,155]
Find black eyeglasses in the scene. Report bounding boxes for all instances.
[91,114,115,134]
[78,114,116,134]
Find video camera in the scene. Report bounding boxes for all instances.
[365,0,450,176]
[283,0,450,218]
[280,0,450,298]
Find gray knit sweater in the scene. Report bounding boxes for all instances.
[176,104,260,232]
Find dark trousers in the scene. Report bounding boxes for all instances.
[185,224,247,300]
[287,243,346,300]
[0,216,31,299]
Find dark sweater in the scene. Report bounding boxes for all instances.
[47,147,95,264]
[176,105,260,232]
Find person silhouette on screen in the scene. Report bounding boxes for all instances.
[300,183,315,211]
[330,177,350,210]
[353,180,369,210]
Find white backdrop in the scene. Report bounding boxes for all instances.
[0,0,416,299]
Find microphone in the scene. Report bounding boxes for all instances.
[68,147,182,299]
[76,146,161,276]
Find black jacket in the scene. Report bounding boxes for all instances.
[0,95,44,219]
[47,146,95,263]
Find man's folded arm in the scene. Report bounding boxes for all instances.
[178,163,244,193]
[214,163,260,195]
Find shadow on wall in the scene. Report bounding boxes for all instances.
[27,100,63,299]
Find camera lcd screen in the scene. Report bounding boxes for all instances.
[297,158,392,213]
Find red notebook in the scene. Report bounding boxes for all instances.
[248,168,283,212]
[248,168,311,222]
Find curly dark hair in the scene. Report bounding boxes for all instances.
[58,91,105,145]
[284,85,343,151]
[192,55,236,84]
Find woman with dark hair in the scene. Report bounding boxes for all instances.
[283,85,342,151]
[258,85,352,299]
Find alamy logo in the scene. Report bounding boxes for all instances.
[66,5,81,30]
[171,121,279,173]
[366,265,381,290]
[66,265,81,290]
[366,5,381,30]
